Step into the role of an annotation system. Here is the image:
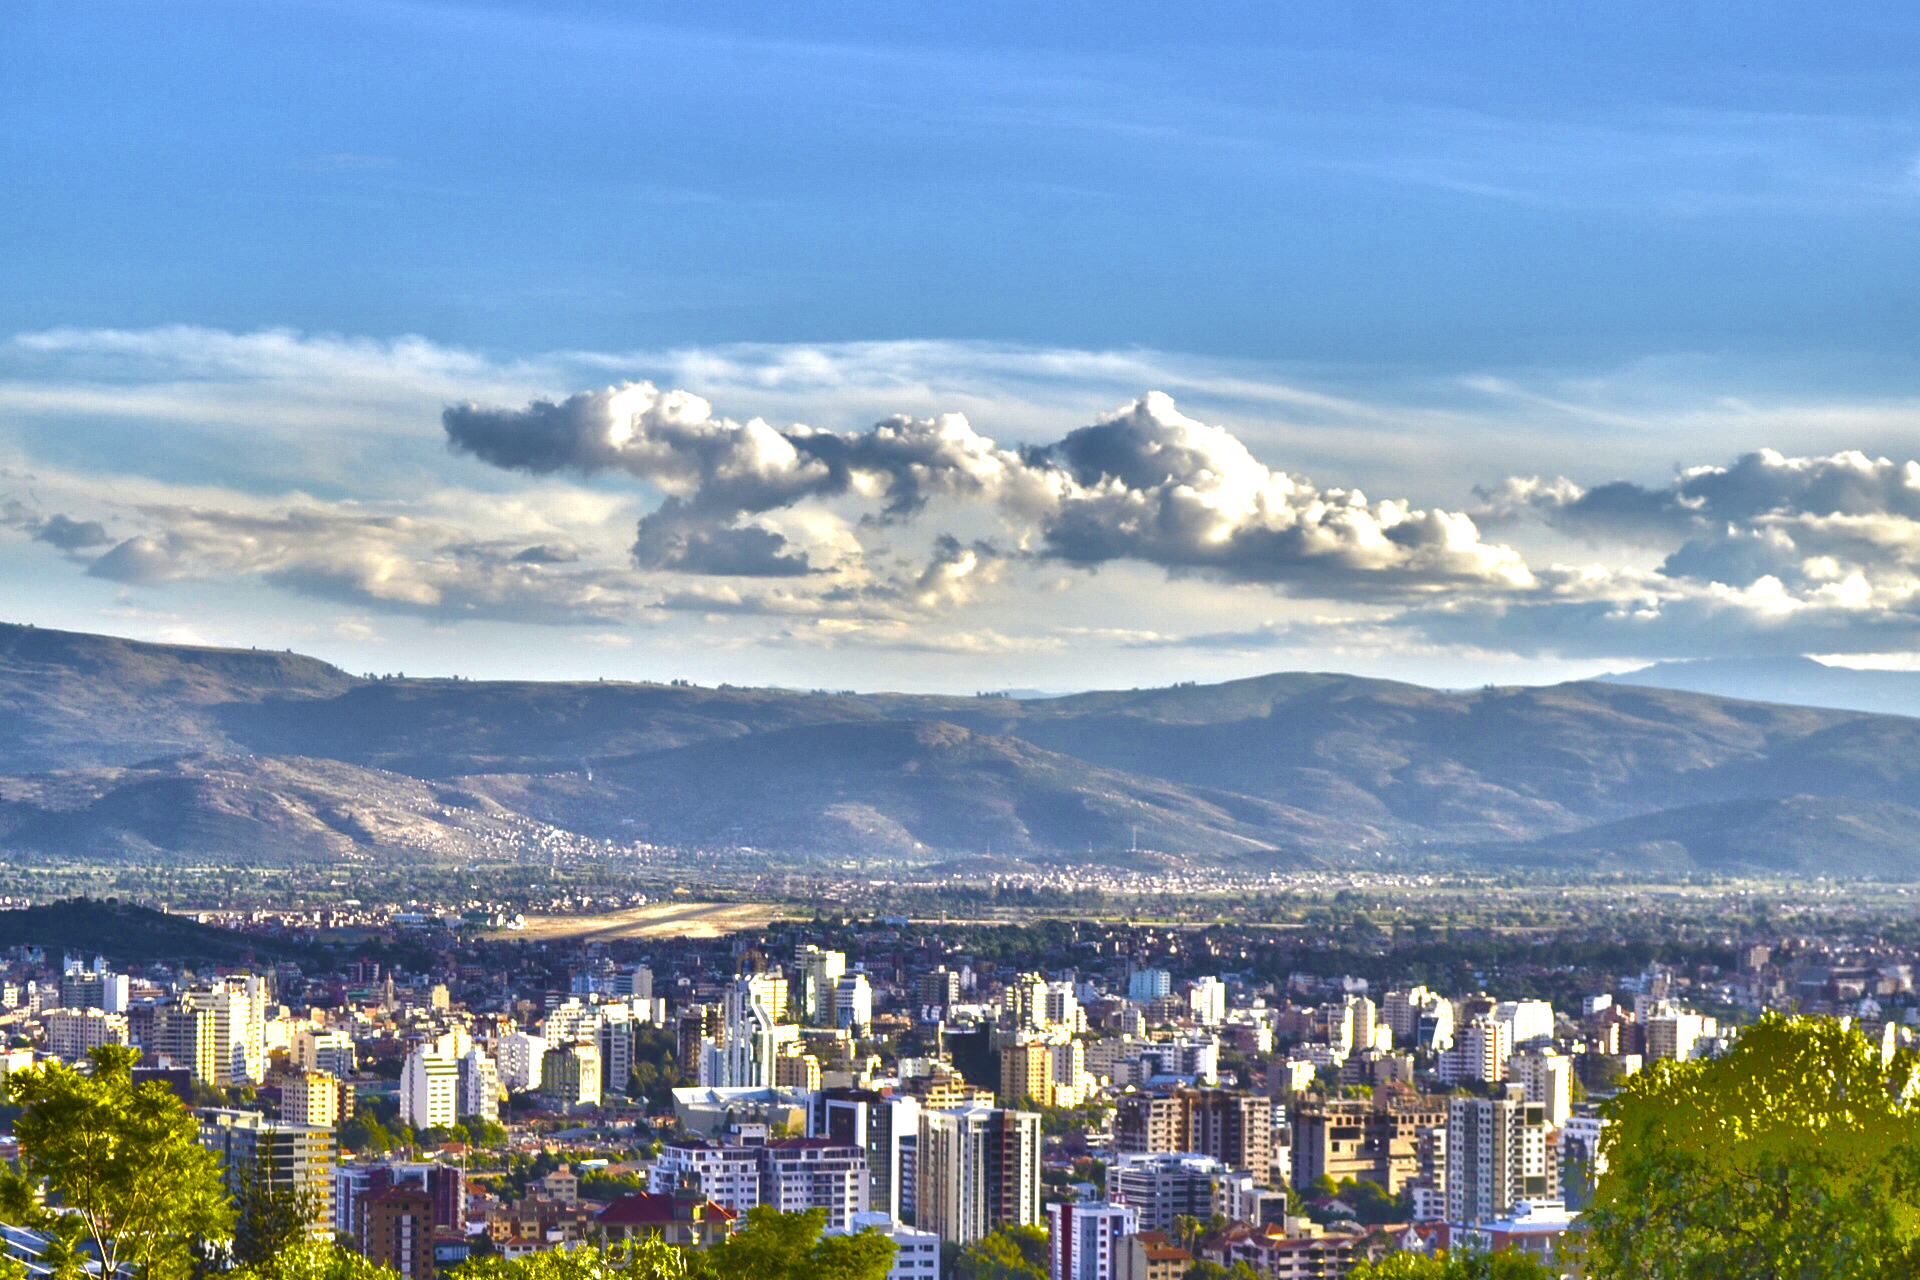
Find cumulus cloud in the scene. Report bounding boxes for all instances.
[447,384,1530,602]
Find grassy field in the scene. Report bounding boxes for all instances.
[515,900,793,940]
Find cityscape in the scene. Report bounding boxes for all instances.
[0,870,1911,1277]
[8,3,1920,1278]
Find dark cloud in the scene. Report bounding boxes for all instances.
[32,514,111,551]
[631,500,815,577]
[513,544,580,564]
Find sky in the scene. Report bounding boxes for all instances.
[5,1,1920,692]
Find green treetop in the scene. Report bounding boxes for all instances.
[0,1045,232,1280]
[1584,1011,1920,1280]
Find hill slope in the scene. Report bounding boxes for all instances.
[7,622,1920,873]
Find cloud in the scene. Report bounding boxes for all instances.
[88,536,179,585]
[448,384,1530,602]
[77,504,653,625]
[0,501,113,553]
[33,513,112,551]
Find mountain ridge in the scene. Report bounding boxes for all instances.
[7,621,1920,875]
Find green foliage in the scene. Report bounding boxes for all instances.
[579,1171,650,1202]
[1350,1252,1558,1279]
[461,1116,511,1148]
[456,1239,687,1280]
[231,1150,318,1267]
[1584,1012,1920,1279]
[1182,1263,1261,1280]
[229,1240,406,1280]
[0,1046,232,1280]
[693,1206,894,1280]
[337,1114,397,1155]
[953,1224,1048,1280]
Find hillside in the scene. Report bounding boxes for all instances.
[6,622,1920,873]
[0,897,299,963]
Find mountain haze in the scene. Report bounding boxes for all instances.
[5,621,1920,874]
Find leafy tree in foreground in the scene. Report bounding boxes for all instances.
[0,1045,232,1280]
[1350,1251,1557,1278]
[229,1240,405,1280]
[1584,1012,1920,1280]
[457,1240,687,1280]
[693,1206,894,1280]
[953,1224,1048,1280]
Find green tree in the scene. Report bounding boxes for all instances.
[953,1224,1048,1280]
[231,1149,318,1267]
[229,1239,405,1280]
[1350,1252,1558,1279]
[1584,1012,1920,1279]
[457,1240,687,1280]
[0,1046,232,1280]
[337,1115,394,1155]
[1182,1263,1261,1280]
[693,1206,894,1280]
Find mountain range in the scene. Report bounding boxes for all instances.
[1596,656,1920,720]
[5,621,1920,876]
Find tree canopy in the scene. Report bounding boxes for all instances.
[0,1046,231,1280]
[1584,1012,1920,1279]
[1350,1250,1558,1278]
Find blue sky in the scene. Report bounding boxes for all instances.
[5,2,1920,690]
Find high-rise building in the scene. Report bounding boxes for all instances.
[190,980,267,1087]
[825,1212,940,1280]
[541,1042,603,1108]
[282,1070,342,1129]
[1645,1010,1716,1062]
[145,1002,215,1082]
[199,1108,337,1238]
[1287,1093,1448,1194]
[795,947,845,1026]
[613,966,654,1001]
[1382,987,1443,1048]
[59,968,130,1014]
[809,1088,922,1224]
[399,1046,459,1130]
[1495,1001,1556,1050]
[650,1140,763,1214]
[45,1008,129,1058]
[600,1006,639,1097]
[835,974,874,1036]
[703,976,799,1089]
[917,1106,1042,1244]
[1000,1039,1054,1108]
[1048,1201,1138,1280]
[759,1137,870,1229]
[291,1026,356,1079]
[1446,1085,1554,1224]
[1126,967,1172,1004]
[1187,978,1226,1028]
[1113,1088,1271,1182]
[1438,1017,1512,1086]
[1507,1051,1573,1127]
[1105,1153,1228,1235]
[916,969,961,1015]
[460,1048,503,1123]
[360,1185,434,1279]
[496,1031,547,1093]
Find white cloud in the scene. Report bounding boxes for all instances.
[15,323,1920,670]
